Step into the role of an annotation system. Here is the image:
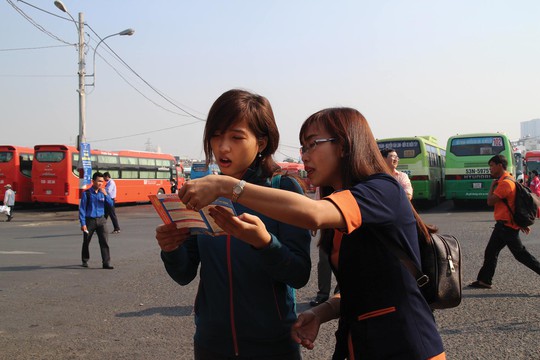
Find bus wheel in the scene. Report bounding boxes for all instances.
[157,188,165,195]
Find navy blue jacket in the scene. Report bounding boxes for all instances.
[326,174,444,359]
[161,167,311,357]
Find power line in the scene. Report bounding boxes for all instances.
[0,74,74,78]
[8,0,215,146]
[0,44,73,52]
[6,0,73,45]
[90,120,203,143]
[85,23,206,122]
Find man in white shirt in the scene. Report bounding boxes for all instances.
[103,172,121,233]
[380,148,413,200]
[3,184,15,222]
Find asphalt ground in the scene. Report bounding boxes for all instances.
[1,200,539,359]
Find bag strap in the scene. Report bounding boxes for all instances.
[271,174,282,189]
[377,233,429,288]
[271,173,304,194]
[500,176,517,219]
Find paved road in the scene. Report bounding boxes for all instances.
[1,201,539,359]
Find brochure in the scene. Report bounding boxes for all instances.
[148,194,236,236]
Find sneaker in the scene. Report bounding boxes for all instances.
[111,230,120,234]
[81,261,88,268]
[309,296,329,307]
[6,215,12,222]
[102,264,114,269]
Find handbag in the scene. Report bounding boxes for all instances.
[379,232,462,310]
[0,205,10,215]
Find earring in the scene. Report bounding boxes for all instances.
[258,152,262,158]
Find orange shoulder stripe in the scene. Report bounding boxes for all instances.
[326,190,361,234]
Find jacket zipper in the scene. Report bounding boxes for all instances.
[227,235,239,355]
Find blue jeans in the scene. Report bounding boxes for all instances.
[477,222,540,285]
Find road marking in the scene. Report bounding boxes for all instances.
[0,251,45,254]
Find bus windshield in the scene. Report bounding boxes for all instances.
[449,136,505,156]
[377,140,421,159]
[35,151,65,162]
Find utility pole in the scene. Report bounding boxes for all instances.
[77,12,86,151]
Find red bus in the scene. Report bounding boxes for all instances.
[0,145,34,203]
[32,144,179,205]
[524,150,540,182]
[277,162,315,193]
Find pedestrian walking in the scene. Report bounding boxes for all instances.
[103,172,121,234]
[469,155,540,289]
[3,184,15,222]
[79,172,115,269]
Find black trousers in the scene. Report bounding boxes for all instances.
[6,205,13,219]
[105,199,120,231]
[477,222,540,285]
[82,216,111,264]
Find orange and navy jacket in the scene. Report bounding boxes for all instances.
[324,173,445,360]
[160,166,311,357]
[493,172,520,230]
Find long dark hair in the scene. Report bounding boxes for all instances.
[300,108,436,250]
[203,89,280,178]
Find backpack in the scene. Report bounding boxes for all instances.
[502,177,540,228]
[378,230,462,310]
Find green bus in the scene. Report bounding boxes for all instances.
[445,133,515,205]
[377,136,446,203]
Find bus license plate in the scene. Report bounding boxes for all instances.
[45,190,52,195]
[473,183,482,189]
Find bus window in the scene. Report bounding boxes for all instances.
[121,170,138,179]
[120,157,139,165]
[0,152,13,162]
[449,136,506,157]
[98,155,119,165]
[140,170,156,179]
[139,158,156,166]
[36,151,65,162]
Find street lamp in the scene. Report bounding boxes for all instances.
[88,28,135,87]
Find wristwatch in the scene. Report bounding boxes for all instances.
[232,180,246,203]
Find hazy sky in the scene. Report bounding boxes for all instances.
[2,0,539,160]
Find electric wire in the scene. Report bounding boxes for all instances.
[85,23,206,122]
[0,44,73,52]
[6,0,73,46]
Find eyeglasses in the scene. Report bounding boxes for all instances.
[300,138,336,155]
[389,155,399,160]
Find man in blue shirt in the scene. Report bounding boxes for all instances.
[79,172,115,269]
[103,172,121,234]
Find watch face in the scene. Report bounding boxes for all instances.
[233,186,241,195]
